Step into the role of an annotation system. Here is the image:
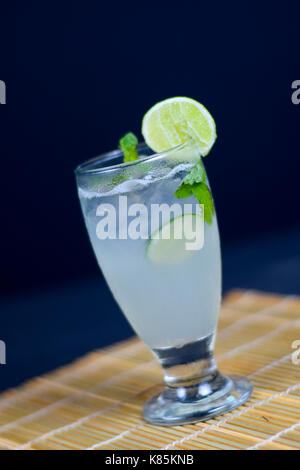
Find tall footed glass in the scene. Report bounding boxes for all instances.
[75,140,252,425]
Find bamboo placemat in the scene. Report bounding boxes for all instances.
[0,289,299,450]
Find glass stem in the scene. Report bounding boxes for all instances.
[153,334,232,400]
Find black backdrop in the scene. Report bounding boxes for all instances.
[0,2,299,390]
[1,1,299,295]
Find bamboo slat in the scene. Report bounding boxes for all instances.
[0,289,299,450]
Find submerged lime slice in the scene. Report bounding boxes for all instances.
[147,213,204,264]
[142,97,216,156]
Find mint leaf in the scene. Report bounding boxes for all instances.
[119,132,138,162]
[174,159,214,225]
[191,182,215,224]
[138,162,152,173]
[183,161,206,185]
[174,182,193,199]
[111,173,129,186]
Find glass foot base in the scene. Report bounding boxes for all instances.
[143,374,253,426]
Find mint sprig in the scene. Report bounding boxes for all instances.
[175,160,215,224]
[174,183,193,199]
[183,161,206,184]
[191,182,214,224]
[119,132,138,162]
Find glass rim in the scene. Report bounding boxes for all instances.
[74,139,195,176]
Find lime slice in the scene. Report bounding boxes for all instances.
[147,213,204,264]
[142,97,216,156]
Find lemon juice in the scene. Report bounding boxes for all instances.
[78,143,221,349]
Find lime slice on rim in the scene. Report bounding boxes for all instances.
[147,213,204,264]
[142,97,216,156]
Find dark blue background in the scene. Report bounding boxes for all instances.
[0,1,299,391]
